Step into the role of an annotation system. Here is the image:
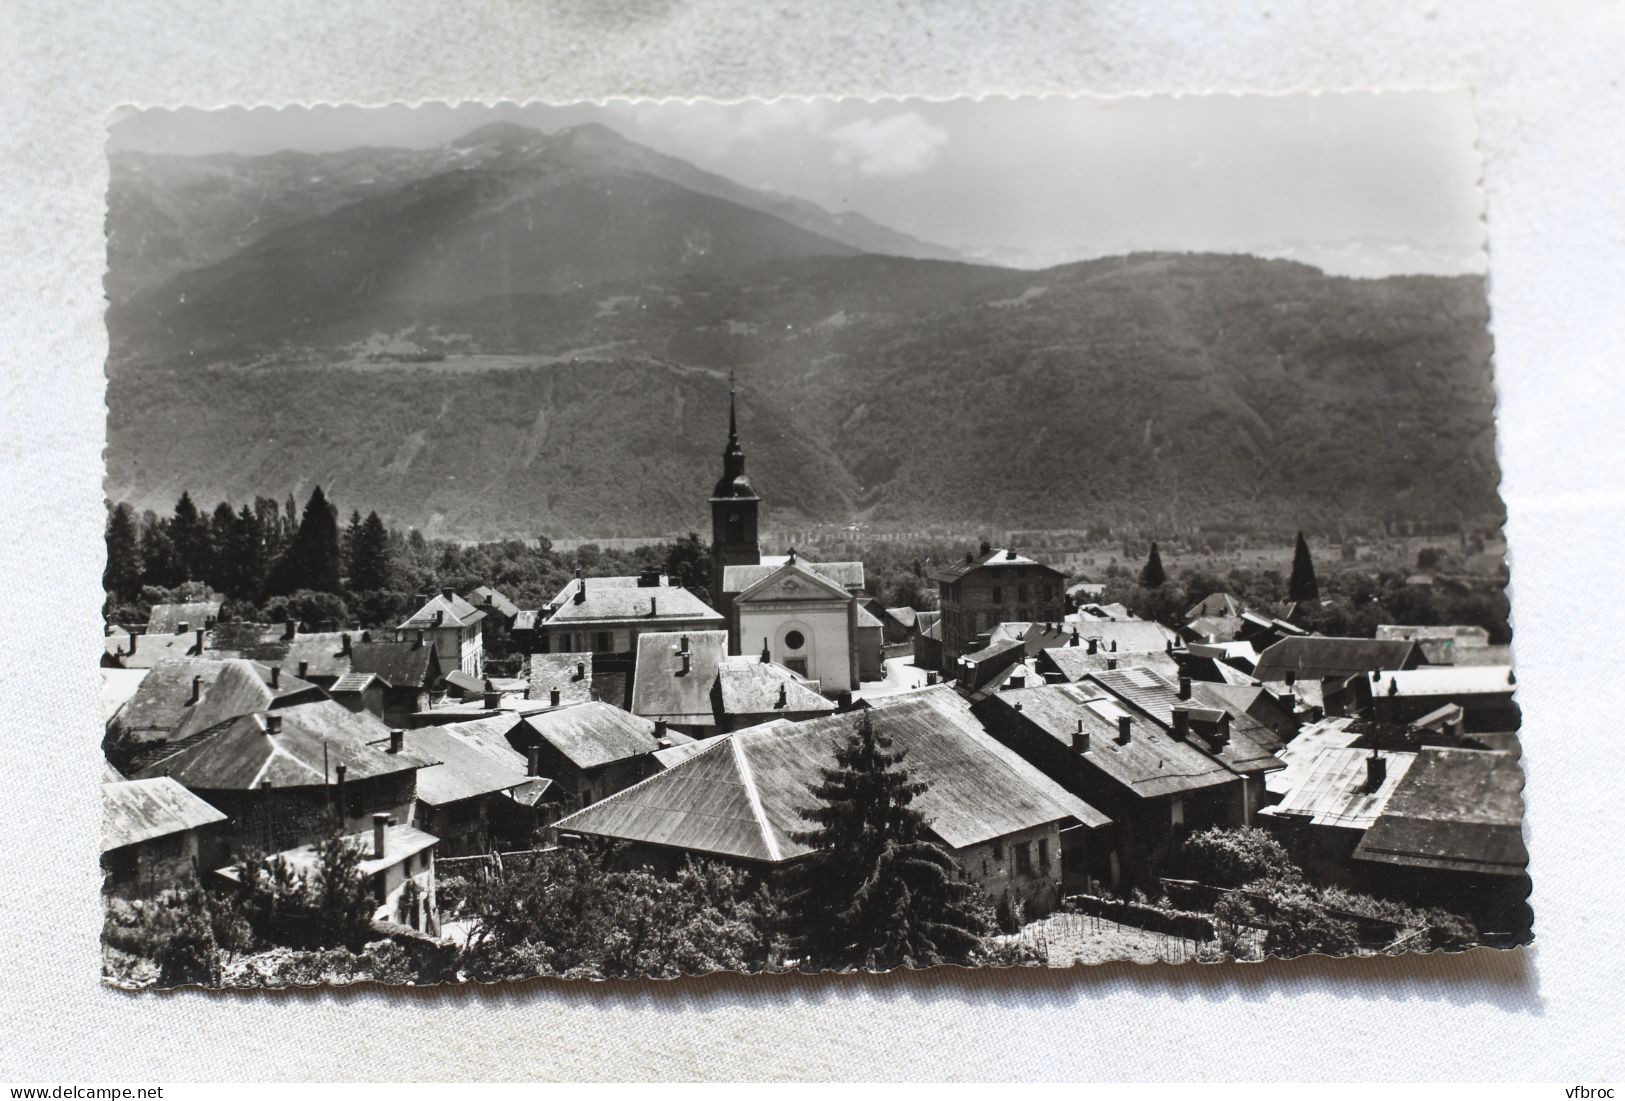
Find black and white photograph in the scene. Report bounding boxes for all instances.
[97,91,1530,990]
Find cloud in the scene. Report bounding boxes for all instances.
[826,112,949,177]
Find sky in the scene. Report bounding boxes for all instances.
[108,91,1488,278]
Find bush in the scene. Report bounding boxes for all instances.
[102,888,222,987]
[1174,826,1301,889]
[1215,877,1359,959]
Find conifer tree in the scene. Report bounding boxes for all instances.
[139,509,180,589]
[271,486,343,594]
[348,511,394,592]
[789,710,988,970]
[1140,541,1167,589]
[170,491,213,583]
[1289,531,1320,602]
[103,502,143,603]
[342,510,363,582]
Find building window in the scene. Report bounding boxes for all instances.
[992,841,1004,861]
[1037,838,1050,870]
[784,629,806,651]
[1014,842,1033,876]
[594,631,613,652]
[991,586,1002,604]
[1018,585,1028,603]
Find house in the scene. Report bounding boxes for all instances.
[219,817,441,936]
[912,610,943,672]
[1080,666,1286,823]
[101,777,227,897]
[396,588,486,676]
[880,606,919,644]
[1368,666,1520,733]
[509,609,542,654]
[103,658,324,772]
[145,600,223,636]
[855,602,885,680]
[1036,644,1181,685]
[348,638,444,725]
[713,653,837,731]
[500,700,662,809]
[207,623,359,689]
[371,723,534,856]
[1252,636,1428,683]
[555,688,1109,916]
[723,554,866,691]
[104,625,209,669]
[1186,592,1245,620]
[930,546,1067,674]
[538,573,723,657]
[974,683,1241,890]
[1375,624,1493,666]
[327,672,388,718]
[1258,744,1418,883]
[1058,617,1178,655]
[133,699,435,865]
[424,715,567,841]
[466,584,521,659]
[1351,748,1531,940]
[525,651,598,708]
[631,630,730,734]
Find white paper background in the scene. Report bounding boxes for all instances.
[3,0,1622,1082]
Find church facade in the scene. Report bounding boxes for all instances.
[706,381,868,694]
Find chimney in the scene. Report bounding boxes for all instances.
[270,665,281,688]
[388,728,403,754]
[1071,719,1089,752]
[189,675,203,704]
[1069,627,1080,647]
[680,652,691,676]
[1087,637,1098,655]
[483,593,495,607]
[1110,640,1118,653]
[655,718,669,741]
[177,620,189,635]
[1106,657,1118,670]
[980,541,992,555]
[484,690,502,709]
[1284,669,1297,688]
[128,632,138,654]
[549,687,561,707]
[265,714,283,735]
[1213,713,1232,748]
[297,659,310,679]
[964,551,974,564]
[650,596,658,617]
[195,627,206,654]
[1005,550,1017,561]
[441,587,454,601]
[341,632,352,655]
[776,683,788,709]
[527,747,540,777]
[434,609,445,627]
[575,661,586,680]
[413,630,424,649]
[1171,707,1190,740]
[334,762,346,791]
[372,813,389,859]
[679,634,690,654]
[574,576,587,605]
[1178,675,1192,700]
[1365,751,1388,792]
[1116,715,1132,744]
[760,637,771,663]
[283,618,296,641]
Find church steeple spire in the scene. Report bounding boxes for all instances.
[712,371,756,499]
[709,373,761,641]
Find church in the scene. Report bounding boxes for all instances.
[706,380,879,695]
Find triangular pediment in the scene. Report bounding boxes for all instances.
[736,562,852,604]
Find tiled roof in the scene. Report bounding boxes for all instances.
[398,591,487,631]
[928,547,1062,583]
[1083,666,1284,775]
[1352,748,1529,875]
[1038,646,1179,683]
[102,777,226,853]
[526,652,595,707]
[375,724,529,806]
[1265,716,1364,799]
[112,658,322,758]
[631,630,729,727]
[1059,618,1177,654]
[544,583,721,626]
[111,630,207,669]
[522,701,661,771]
[134,700,434,790]
[1186,593,1245,619]
[558,688,1106,863]
[145,601,223,635]
[349,640,440,689]
[466,585,520,620]
[328,672,381,695]
[984,684,1235,799]
[1262,748,1417,831]
[209,628,357,680]
[886,607,919,631]
[716,657,834,716]
[218,824,438,881]
[1253,637,1425,682]
[854,603,884,630]
[1370,666,1517,698]
[723,559,865,593]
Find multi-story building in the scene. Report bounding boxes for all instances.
[929,545,1067,674]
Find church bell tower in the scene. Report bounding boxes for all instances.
[709,374,761,612]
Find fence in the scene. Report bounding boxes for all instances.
[1011,911,1204,965]
[438,847,558,879]
[1065,893,1217,942]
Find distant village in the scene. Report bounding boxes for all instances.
[100,385,1530,986]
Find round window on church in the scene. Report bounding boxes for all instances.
[784,630,806,651]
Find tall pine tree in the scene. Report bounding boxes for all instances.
[271,486,343,594]
[1288,531,1320,602]
[789,710,988,970]
[103,502,143,603]
[170,492,213,583]
[348,511,394,592]
[1140,541,1167,589]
